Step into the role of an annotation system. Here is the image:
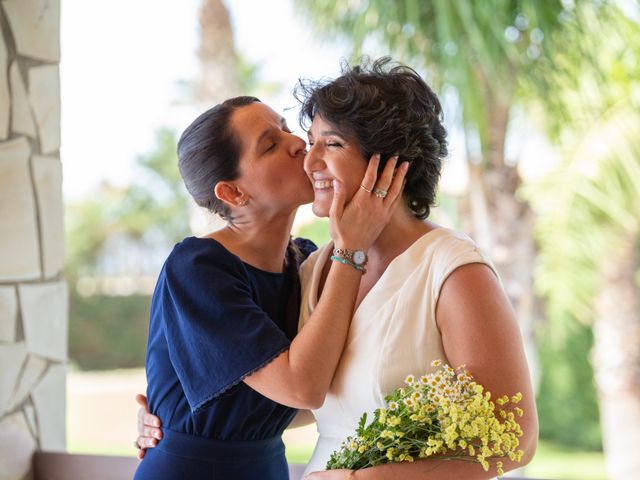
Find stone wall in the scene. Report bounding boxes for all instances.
[0,1,66,479]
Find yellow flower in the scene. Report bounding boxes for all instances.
[387,415,401,427]
[386,448,395,460]
[378,410,387,424]
[405,374,416,385]
[388,401,398,411]
[431,359,442,367]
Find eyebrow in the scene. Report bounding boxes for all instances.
[256,117,287,146]
[307,129,344,139]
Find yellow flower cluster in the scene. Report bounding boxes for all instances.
[326,361,525,477]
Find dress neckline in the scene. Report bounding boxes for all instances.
[188,236,286,276]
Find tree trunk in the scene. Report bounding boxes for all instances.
[593,234,640,479]
[461,95,540,394]
[197,0,239,105]
[190,0,240,235]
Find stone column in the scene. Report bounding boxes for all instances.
[0,1,66,479]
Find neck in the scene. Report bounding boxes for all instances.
[209,208,298,272]
[366,206,436,266]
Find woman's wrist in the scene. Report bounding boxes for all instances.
[332,247,368,270]
[331,255,367,274]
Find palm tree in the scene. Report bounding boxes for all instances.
[522,9,640,476]
[190,0,241,234]
[294,0,606,402]
[527,100,640,479]
[197,0,240,105]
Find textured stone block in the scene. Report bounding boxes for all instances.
[19,281,68,361]
[0,28,8,140]
[0,286,18,342]
[9,62,37,137]
[33,156,64,277]
[32,363,66,451]
[0,342,27,415]
[23,403,38,438]
[0,137,41,281]
[2,0,61,62]
[0,412,37,480]
[8,354,47,410]
[28,65,61,154]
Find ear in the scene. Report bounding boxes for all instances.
[214,181,248,208]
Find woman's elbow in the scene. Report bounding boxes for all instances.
[292,388,325,410]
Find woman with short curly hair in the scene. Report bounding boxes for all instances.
[296,57,537,479]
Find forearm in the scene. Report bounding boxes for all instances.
[286,261,361,403]
[352,454,524,480]
[352,418,538,480]
[244,260,361,408]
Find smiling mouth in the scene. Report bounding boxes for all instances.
[313,180,333,191]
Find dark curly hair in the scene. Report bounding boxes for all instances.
[295,57,447,219]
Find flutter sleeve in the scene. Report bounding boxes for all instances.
[159,244,291,413]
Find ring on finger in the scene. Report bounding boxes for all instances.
[373,188,388,198]
[360,184,373,193]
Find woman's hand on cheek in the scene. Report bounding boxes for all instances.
[330,154,409,251]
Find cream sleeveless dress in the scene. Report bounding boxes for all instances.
[298,228,498,474]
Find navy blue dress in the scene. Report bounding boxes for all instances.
[134,236,316,480]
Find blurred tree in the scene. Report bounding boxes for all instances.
[523,8,640,478]
[197,0,240,105]
[65,128,190,281]
[65,129,190,369]
[294,0,620,457]
[190,0,242,235]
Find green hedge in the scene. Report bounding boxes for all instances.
[536,322,602,450]
[69,292,151,370]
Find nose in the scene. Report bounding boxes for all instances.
[288,133,307,158]
[303,141,323,173]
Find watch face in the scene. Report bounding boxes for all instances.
[353,250,367,265]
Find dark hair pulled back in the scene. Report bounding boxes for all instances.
[296,57,447,219]
[177,96,260,221]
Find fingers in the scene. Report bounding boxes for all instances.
[144,412,162,428]
[329,179,345,220]
[135,394,148,409]
[383,161,409,205]
[359,154,381,191]
[136,435,158,449]
[374,156,399,192]
[143,424,163,440]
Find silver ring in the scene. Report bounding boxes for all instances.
[373,188,388,198]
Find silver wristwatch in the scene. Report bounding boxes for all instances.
[333,248,368,267]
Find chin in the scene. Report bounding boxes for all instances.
[311,200,330,218]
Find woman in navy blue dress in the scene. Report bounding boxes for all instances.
[133,96,408,479]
